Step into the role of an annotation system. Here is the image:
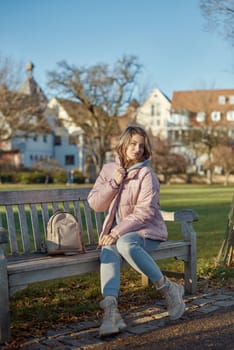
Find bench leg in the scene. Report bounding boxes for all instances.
[184,259,197,294]
[181,222,197,294]
[184,240,197,294]
[0,250,10,343]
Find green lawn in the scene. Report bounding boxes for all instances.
[160,184,234,271]
[3,183,234,337]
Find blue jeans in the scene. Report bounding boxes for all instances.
[100,232,163,298]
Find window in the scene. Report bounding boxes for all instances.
[211,111,221,122]
[155,103,161,116]
[33,134,38,141]
[69,135,77,145]
[218,96,226,104]
[229,96,234,104]
[54,135,62,145]
[154,118,160,126]
[196,112,205,122]
[65,155,75,165]
[43,135,47,142]
[227,111,234,121]
[56,119,63,127]
[151,105,155,116]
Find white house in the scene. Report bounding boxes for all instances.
[47,97,86,172]
[1,62,55,169]
[135,88,171,138]
[0,63,86,173]
[170,89,234,173]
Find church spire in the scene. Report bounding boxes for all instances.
[17,61,47,102]
[25,61,35,79]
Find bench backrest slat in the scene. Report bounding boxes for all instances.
[18,204,31,253]
[6,205,19,254]
[30,204,42,251]
[0,188,91,205]
[63,202,70,212]
[83,201,96,245]
[41,203,50,234]
[52,202,59,212]
[94,211,103,237]
[73,201,83,227]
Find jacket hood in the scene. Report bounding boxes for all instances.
[115,155,150,172]
[127,159,150,172]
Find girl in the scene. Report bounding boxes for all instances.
[88,125,185,336]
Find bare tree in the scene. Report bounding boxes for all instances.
[200,0,234,46]
[47,55,143,171]
[0,53,23,89]
[0,56,49,144]
[175,89,231,184]
[0,86,49,142]
[151,136,187,184]
[200,128,228,184]
[208,144,234,185]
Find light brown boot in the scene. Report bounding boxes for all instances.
[99,297,127,336]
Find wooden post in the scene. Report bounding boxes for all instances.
[0,229,10,343]
[181,221,197,294]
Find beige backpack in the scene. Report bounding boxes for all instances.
[46,211,85,255]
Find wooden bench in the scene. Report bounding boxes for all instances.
[0,187,198,343]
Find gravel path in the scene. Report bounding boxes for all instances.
[3,288,234,350]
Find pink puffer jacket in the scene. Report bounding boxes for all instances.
[87,160,168,242]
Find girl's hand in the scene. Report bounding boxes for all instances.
[99,234,117,246]
[114,167,126,185]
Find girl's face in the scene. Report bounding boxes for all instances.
[125,134,145,164]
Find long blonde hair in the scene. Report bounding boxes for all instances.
[116,125,152,168]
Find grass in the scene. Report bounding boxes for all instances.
[159,185,234,272]
[3,184,234,340]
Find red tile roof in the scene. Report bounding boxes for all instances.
[171,89,234,113]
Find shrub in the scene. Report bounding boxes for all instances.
[52,171,67,184]
[73,169,85,184]
[0,172,14,183]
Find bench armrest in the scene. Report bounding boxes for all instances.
[161,209,198,242]
[160,210,175,221]
[174,209,199,222]
[161,209,199,222]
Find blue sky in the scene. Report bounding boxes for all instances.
[0,0,233,100]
